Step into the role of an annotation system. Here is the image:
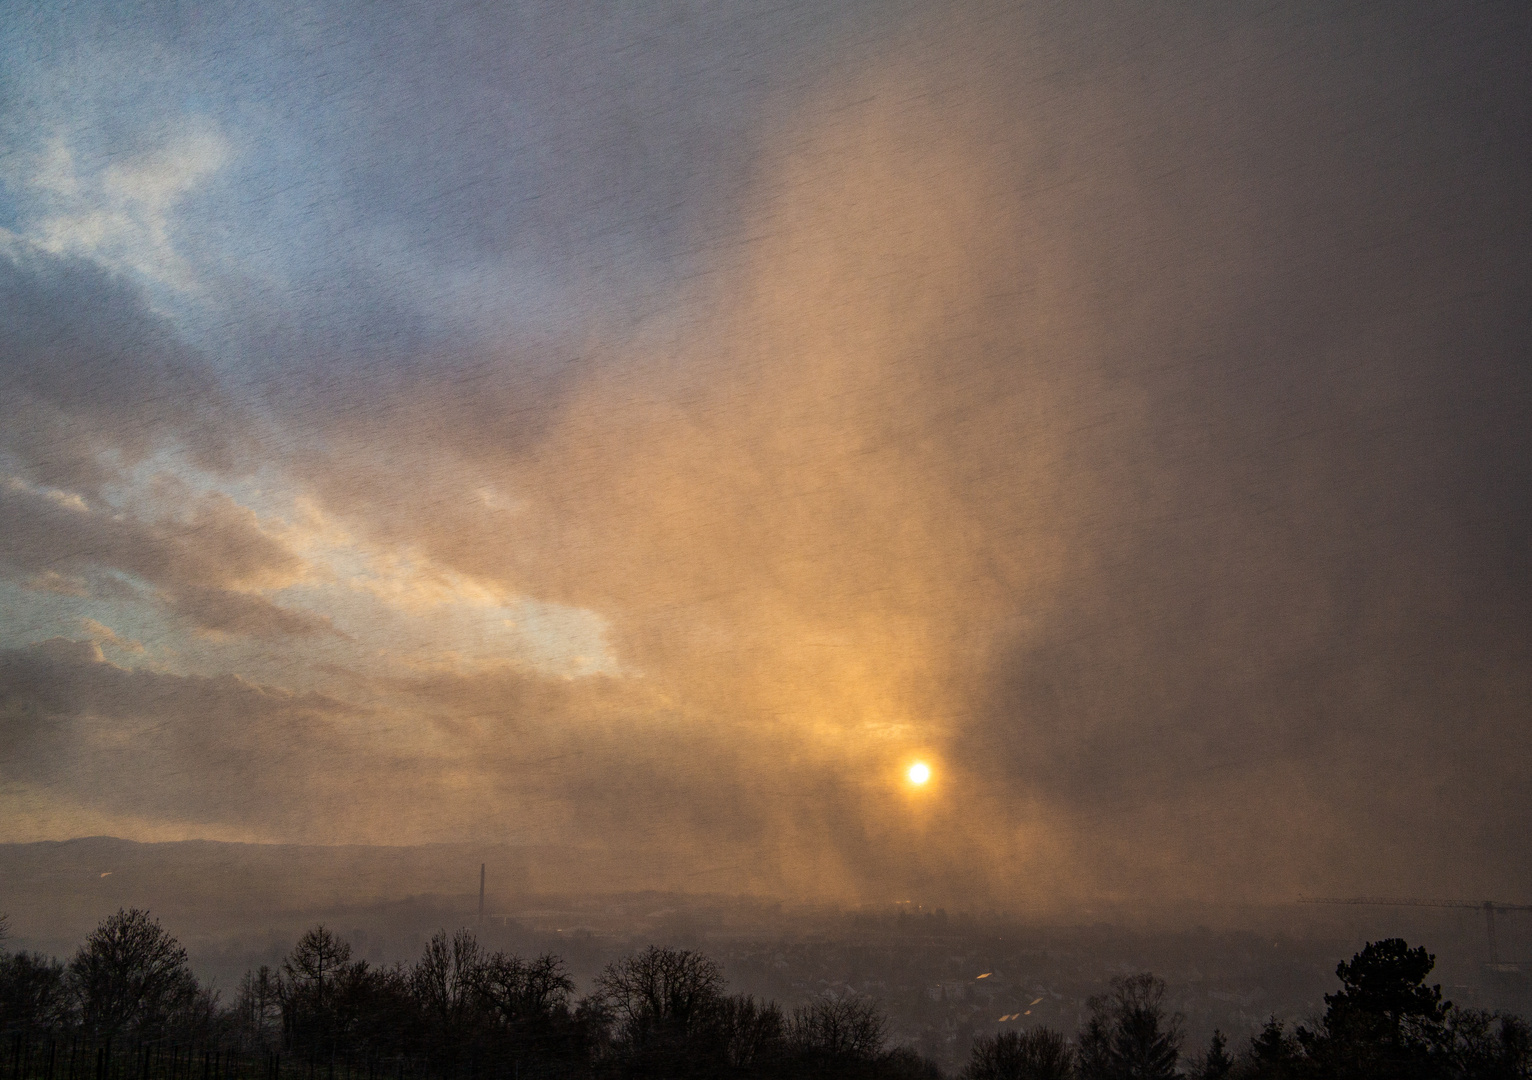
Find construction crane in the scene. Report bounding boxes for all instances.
[1299,897,1532,967]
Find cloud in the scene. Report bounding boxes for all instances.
[0,637,787,864]
[267,1,1530,902]
[0,637,363,838]
[0,475,324,639]
[162,586,336,641]
[0,246,326,639]
[0,246,247,492]
[26,571,91,597]
[0,1,1526,905]
[80,618,145,654]
[17,127,228,292]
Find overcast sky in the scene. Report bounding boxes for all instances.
[1,0,1528,910]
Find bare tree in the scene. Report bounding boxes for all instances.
[412,929,483,1027]
[279,925,354,1054]
[712,995,786,1070]
[1447,1007,1532,1079]
[69,908,198,1038]
[474,952,573,1022]
[1,949,73,1031]
[282,925,352,992]
[965,1027,1074,1080]
[234,965,282,1049]
[596,946,724,1040]
[791,996,887,1061]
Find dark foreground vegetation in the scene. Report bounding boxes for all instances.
[966,943,1530,1079]
[2,912,1528,1079]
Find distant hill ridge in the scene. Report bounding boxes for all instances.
[0,836,633,941]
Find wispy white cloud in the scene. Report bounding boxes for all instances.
[6,127,229,294]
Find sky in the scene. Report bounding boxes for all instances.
[0,0,1528,911]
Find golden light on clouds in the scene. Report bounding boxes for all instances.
[0,0,1525,912]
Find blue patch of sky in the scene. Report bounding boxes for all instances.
[1,0,903,687]
[0,176,17,231]
[1,4,575,376]
[0,576,162,659]
[2,0,898,385]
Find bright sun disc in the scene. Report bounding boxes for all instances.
[907,762,931,785]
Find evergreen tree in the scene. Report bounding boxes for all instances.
[1190,1030,1233,1080]
[1298,938,1451,1080]
[1078,973,1182,1080]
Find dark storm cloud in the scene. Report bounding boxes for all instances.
[161,586,336,640]
[0,637,358,833]
[0,249,245,491]
[0,473,328,639]
[0,248,333,637]
[0,481,290,588]
[919,0,1532,896]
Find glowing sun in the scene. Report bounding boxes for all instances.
[907,761,931,786]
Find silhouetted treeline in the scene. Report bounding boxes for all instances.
[0,912,936,1079]
[0,911,219,1042]
[963,939,1530,1080]
[5,912,1530,1079]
